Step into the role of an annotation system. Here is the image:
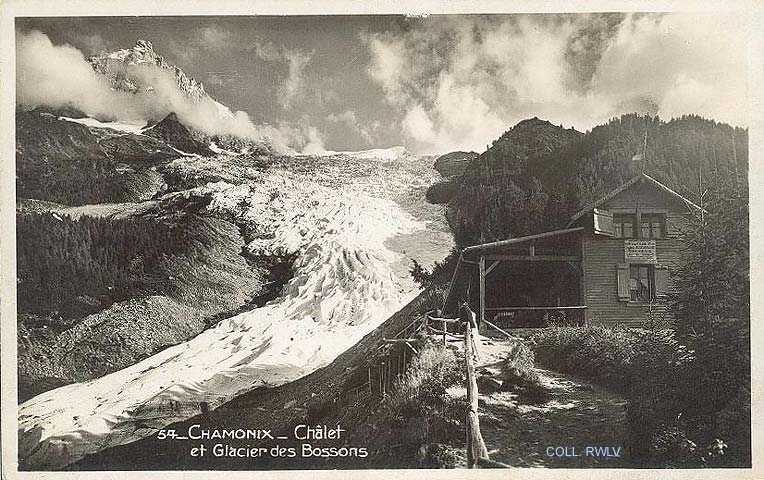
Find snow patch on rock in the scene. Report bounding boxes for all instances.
[58,116,147,135]
[315,146,410,161]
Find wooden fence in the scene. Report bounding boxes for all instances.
[425,311,508,468]
[361,314,427,398]
[355,310,509,468]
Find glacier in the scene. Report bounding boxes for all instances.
[17,150,452,470]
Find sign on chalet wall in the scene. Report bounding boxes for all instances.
[624,239,657,263]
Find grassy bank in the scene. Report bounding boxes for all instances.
[369,342,468,467]
[529,326,750,467]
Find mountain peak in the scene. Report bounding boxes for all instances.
[162,111,179,122]
[515,117,552,128]
[468,117,583,178]
[143,111,214,156]
[511,117,580,135]
[90,40,208,104]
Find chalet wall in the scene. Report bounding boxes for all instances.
[582,218,688,327]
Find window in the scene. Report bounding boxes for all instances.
[613,214,636,238]
[629,265,655,302]
[641,213,666,238]
[618,263,668,303]
[614,213,665,238]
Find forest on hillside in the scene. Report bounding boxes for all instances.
[16,212,215,321]
[447,114,748,247]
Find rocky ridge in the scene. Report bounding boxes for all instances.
[89,40,208,103]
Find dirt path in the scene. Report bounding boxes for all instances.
[474,337,628,468]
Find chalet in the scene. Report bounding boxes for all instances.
[442,173,702,328]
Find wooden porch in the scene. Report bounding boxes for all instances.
[442,227,588,329]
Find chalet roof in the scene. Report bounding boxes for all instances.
[568,172,703,224]
[462,227,584,256]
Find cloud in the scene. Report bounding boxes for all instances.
[364,13,748,154]
[589,14,748,125]
[74,32,109,55]
[299,126,327,155]
[253,42,313,109]
[199,25,233,50]
[327,109,358,124]
[205,71,238,88]
[281,50,312,109]
[168,24,234,63]
[15,29,325,154]
[327,109,380,145]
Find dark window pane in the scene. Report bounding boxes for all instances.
[655,216,665,238]
[614,214,637,238]
[629,264,655,302]
[642,214,666,238]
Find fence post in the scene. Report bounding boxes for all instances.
[479,255,486,335]
[464,322,489,467]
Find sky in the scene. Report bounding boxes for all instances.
[16,14,750,155]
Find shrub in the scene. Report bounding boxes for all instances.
[386,343,462,418]
[530,320,749,467]
[498,339,551,403]
[372,342,467,461]
[409,260,433,289]
[529,325,647,392]
[409,247,460,289]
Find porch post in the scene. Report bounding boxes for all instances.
[479,255,486,334]
[579,233,587,326]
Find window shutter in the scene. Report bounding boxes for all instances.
[594,209,614,237]
[616,263,630,301]
[655,266,670,298]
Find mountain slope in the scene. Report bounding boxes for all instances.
[14,104,284,401]
[528,113,748,208]
[144,112,215,155]
[16,109,177,205]
[16,193,273,402]
[446,114,748,247]
[447,118,583,244]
